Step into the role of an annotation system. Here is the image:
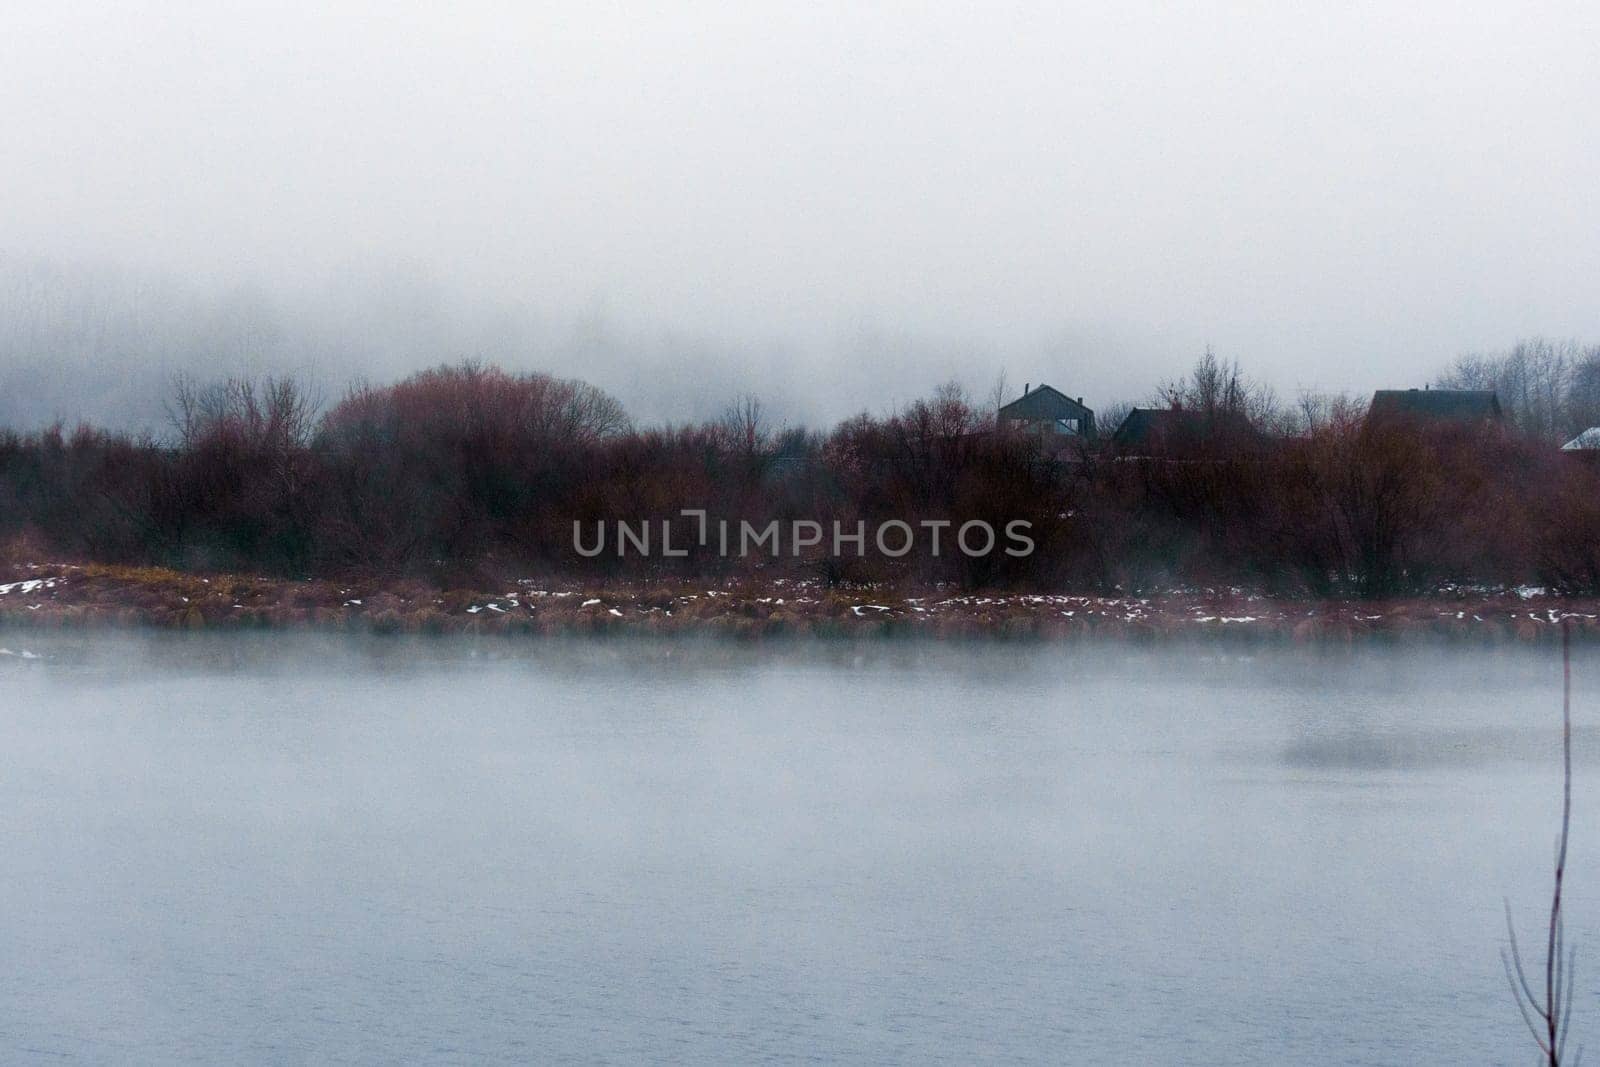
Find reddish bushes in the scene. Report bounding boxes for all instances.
[1534,460,1600,594]
[0,362,1591,597]
[314,362,628,574]
[1086,414,1557,598]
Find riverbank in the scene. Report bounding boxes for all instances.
[1,563,1596,642]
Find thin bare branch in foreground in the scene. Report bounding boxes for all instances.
[1504,619,1580,1065]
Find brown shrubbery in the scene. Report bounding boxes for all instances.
[0,360,1591,597]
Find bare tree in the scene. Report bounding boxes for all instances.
[166,372,320,451]
[1504,619,1581,1066]
[1290,390,1362,435]
[1439,338,1592,443]
[1097,400,1134,440]
[1156,347,1282,430]
[987,369,1011,426]
[929,380,973,439]
[1568,347,1600,436]
[720,393,768,456]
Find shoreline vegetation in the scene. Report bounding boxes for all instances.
[5,563,1600,643]
[8,345,1600,618]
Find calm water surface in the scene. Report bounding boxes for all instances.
[0,635,1594,1065]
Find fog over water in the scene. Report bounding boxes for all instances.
[7,9,1600,1064]
[3,3,1599,429]
[0,635,1593,1063]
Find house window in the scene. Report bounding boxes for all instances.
[1055,417,1080,435]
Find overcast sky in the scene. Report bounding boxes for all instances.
[2,1,1597,427]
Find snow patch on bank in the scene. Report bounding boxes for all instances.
[0,578,61,596]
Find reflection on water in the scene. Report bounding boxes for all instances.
[0,634,1588,1064]
[1283,724,1599,770]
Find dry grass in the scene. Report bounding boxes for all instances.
[3,563,1600,643]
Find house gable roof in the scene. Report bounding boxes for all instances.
[997,384,1093,422]
[1369,389,1503,422]
[1111,407,1262,454]
[1112,407,1202,447]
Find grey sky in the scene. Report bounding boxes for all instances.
[2,1,1597,427]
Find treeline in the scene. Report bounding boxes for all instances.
[3,352,1600,598]
[1436,337,1600,444]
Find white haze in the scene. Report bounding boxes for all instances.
[2,2,1598,430]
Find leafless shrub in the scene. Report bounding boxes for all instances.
[167,373,319,452]
[1155,347,1285,434]
[1503,620,1581,1066]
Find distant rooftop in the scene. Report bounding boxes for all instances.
[998,384,1095,439]
[998,384,1092,419]
[1110,407,1259,454]
[1111,407,1204,448]
[1369,388,1503,422]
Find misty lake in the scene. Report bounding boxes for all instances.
[0,635,1593,1065]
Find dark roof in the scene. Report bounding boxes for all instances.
[998,384,1093,423]
[1369,389,1502,422]
[1111,407,1262,455]
[1112,408,1202,448]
